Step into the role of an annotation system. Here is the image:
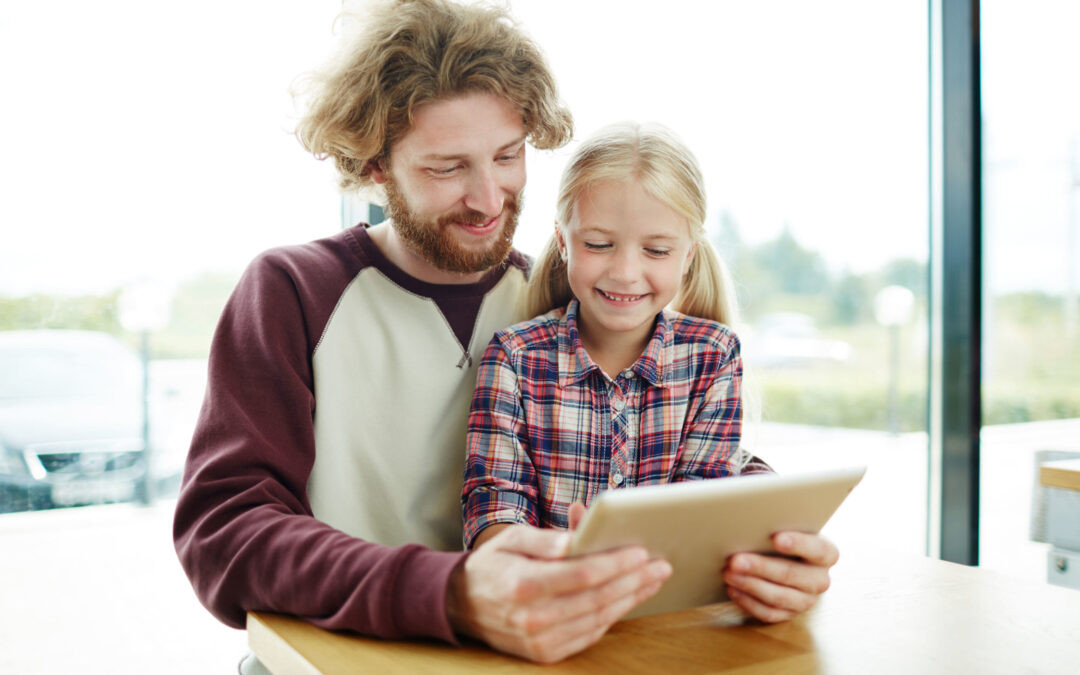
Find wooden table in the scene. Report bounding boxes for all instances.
[248,547,1080,674]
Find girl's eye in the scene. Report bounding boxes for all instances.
[583,242,611,251]
[646,248,672,257]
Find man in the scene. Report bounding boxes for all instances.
[173,0,838,668]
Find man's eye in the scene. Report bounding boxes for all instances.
[431,165,462,176]
[497,147,524,163]
[583,242,611,251]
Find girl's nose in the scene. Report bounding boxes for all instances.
[608,248,640,281]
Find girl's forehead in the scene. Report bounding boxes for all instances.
[569,179,692,238]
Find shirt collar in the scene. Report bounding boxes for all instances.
[557,299,672,389]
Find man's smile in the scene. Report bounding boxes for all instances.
[452,215,501,236]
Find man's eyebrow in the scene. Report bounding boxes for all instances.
[420,136,527,162]
[497,136,527,153]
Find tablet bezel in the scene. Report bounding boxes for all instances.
[567,465,866,619]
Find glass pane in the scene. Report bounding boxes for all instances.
[981,0,1080,583]
[1,0,344,670]
[510,0,931,555]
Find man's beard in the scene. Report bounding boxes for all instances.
[383,179,521,275]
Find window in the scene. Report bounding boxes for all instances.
[511,0,931,556]
[980,0,1080,580]
[1,1,345,670]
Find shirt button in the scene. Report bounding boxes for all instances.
[612,470,624,486]
[611,397,625,412]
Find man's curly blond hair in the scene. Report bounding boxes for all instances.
[295,0,573,193]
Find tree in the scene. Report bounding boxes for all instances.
[750,225,830,295]
[830,272,872,325]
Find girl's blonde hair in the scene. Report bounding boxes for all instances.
[524,121,739,326]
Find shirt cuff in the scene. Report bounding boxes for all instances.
[391,547,470,644]
[462,489,535,549]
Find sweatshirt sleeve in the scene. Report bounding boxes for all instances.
[172,242,466,642]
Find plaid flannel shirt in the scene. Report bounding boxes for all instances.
[462,299,768,548]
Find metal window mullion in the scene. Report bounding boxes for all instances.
[933,0,982,566]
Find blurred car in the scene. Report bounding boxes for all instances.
[740,312,853,368]
[0,330,146,513]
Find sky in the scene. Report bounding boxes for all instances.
[1,0,1077,299]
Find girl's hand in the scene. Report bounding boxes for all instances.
[721,531,838,623]
[567,502,587,531]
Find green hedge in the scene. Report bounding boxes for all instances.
[759,380,927,432]
[760,380,1080,430]
[983,384,1080,425]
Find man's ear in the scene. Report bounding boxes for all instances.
[368,158,389,184]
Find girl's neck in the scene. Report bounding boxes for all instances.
[577,315,653,378]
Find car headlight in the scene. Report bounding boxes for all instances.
[0,441,31,476]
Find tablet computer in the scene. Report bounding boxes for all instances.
[567,465,866,619]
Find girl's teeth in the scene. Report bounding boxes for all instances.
[600,290,642,302]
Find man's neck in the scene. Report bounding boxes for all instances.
[367,222,488,285]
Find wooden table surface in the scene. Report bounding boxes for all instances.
[248,546,1080,674]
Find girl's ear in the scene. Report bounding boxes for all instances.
[683,242,699,276]
[555,223,568,261]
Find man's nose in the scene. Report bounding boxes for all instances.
[464,168,505,217]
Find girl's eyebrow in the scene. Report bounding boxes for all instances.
[579,227,680,242]
[579,226,615,235]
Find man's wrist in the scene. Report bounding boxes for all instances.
[445,554,477,640]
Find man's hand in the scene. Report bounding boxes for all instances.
[721,531,838,623]
[447,524,671,664]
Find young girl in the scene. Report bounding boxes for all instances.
[462,121,766,549]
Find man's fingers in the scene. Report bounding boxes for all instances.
[512,558,671,632]
[510,546,654,602]
[501,570,669,663]
[456,524,673,664]
[481,525,658,604]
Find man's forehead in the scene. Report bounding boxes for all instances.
[393,92,526,158]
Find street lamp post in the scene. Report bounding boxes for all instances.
[1067,138,1079,340]
[118,281,172,506]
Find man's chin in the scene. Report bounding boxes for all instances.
[383,178,521,275]
[438,236,514,274]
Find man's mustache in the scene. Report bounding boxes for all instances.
[435,197,520,227]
